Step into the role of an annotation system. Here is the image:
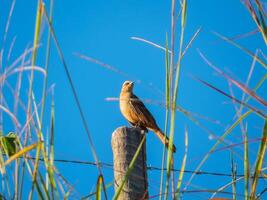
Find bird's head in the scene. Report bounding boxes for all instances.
[121,81,134,92]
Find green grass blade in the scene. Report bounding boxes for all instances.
[0,148,6,174]
[31,1,42,66]
[112,135,146,200]
[175,127,188,199]
[26,0,43,133]
[165,1,187,198]
[4,142,40,166]
[231,153,237,200]
[0,132,18,157]
[159,33,170,200]
[40,0,54,127]
[250,118,267,199]
[181,0,187,28]
[49,93,56,195]
[244,128,249,200]
[96,175,103,200]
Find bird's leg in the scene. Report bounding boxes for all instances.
[127,121,135,127]
[128,121,148,134]
[140,129,147,135]
[128,120,142,129]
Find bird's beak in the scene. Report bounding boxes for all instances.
[130,81,134,85]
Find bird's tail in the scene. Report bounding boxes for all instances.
[154,129,176,153]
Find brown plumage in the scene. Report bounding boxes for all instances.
[119,80,176,153]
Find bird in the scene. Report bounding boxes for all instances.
[119,80,176,153]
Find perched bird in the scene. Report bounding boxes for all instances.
[119,80,176,153]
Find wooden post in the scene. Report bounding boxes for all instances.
[112,126,149,200]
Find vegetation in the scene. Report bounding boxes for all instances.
[0,0,266,199]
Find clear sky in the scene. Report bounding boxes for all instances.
[1,0,267,199]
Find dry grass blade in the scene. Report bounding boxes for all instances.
[199,50,267,108]
[131,36,172,53]
[0,104,20,127]
[73,52,130,78]
[9,66,46,77]
[244,0,267,46]
[1,0,16,61]
[213,31,267,69]
[181,27,201,58]
[209,176,243,199]
[194,76,266,118]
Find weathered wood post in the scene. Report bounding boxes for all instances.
[111,126,149,200]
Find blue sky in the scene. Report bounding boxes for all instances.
[1,0,267,199]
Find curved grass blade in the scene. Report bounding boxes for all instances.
[131,37,172,53]
[4,142,41,166]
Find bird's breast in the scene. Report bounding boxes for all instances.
[119,93,136,123]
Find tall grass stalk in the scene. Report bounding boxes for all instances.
[26,0,43,140]
[159,34,170,200]
[231,153,237,200]
[25,1,43,198]
[48,92,56,198]
[40,0,54,126]
[244,126,249,200]
[165,0,187,199]
[174,127,188,199]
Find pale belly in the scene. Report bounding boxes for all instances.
[119,98,139,124]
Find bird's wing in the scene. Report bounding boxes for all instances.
[129,94,158,129]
